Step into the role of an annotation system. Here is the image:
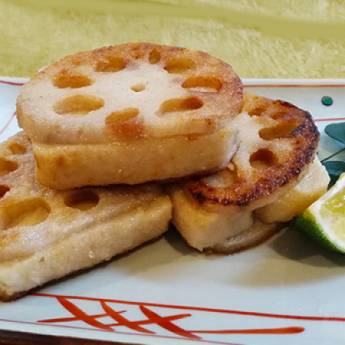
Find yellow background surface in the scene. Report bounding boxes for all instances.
[1,0,344,78]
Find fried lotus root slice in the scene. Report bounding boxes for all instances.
[0,132,171,300]
[17,43,242,188]
[170,94,323,254]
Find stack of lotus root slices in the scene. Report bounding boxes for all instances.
[0,43,328,300]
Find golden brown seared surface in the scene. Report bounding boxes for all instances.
[170,156,328,254]
[17,42,243,144]
[186,94,319,211]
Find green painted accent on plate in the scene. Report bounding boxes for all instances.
[323,161,345,185]
[321,96,333,106]
[322,123,345,184]
[325,122,345,145]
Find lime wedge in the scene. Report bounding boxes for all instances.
[295,173,345,253]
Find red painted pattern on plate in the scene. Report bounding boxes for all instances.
[246,83,345,88]
[0,112,16,136]
[0,80,25,86]
[35,293,304,342]
[29,292,344,343]
[33,292,345,322]
[314,117,345,122]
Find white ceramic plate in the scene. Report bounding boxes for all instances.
[0,78,344,345]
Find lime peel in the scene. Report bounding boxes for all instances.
[295,173,345,253]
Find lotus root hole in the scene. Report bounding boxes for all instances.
[8,143,26,155]
[270,108,290,120]
[164,57,196,73]
[64,190,99,210]
[131,83,145,92]
[0,198,50,230]
[95,56,126,73]
[0,158,18,177]
[106,108,140,124]
[0,185,9,199]
[247,103,270,116]
[250,149,277,170]
[149,49,161,64]
[160,97,203,114]
[54,95,104,115]
[259,120,300,140]
[182,76,222,92]
[53,71,93,88]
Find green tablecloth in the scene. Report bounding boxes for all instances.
[1,0,344,78]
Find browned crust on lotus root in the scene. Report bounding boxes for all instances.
[186,94,319,208]
[28,43,242,105]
